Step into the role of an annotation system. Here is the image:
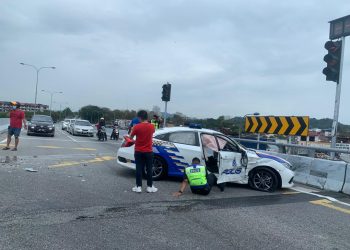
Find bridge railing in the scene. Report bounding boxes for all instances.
[232,137,350,155]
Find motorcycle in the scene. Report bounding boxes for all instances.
[110,126,119,140]
[97,126,107,141]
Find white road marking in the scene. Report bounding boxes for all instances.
[66,135,78,142]
[291,187,350,207]
[1,139,7,143]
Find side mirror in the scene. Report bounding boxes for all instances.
[241,150,248,168]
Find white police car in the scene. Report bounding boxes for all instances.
[117,126,294,192]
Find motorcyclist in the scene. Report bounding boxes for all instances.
[97,118,107,141]
[110,122,119,140]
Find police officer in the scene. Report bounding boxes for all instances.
[150,115,161,130]
[173,158,224,197]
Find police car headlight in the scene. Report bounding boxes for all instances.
[282,162,292,170]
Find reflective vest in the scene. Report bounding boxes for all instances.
[151,119,160,129]
[185,165,208,188]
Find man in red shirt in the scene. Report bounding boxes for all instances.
[3,102,27,151]
[129,110,157,193]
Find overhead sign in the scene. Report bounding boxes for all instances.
[329,15,350,40]
[245,116,309,137]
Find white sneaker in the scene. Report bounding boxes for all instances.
[146,186,158,193]
[132,186,142,193]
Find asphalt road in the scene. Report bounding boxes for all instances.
[0,126,349,250]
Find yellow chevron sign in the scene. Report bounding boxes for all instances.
[245,116,309,136]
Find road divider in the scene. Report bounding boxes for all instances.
[342,166,350,195]
[265,151,349,195]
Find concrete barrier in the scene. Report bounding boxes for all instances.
[265,151,348,193]
[342,166,350,195]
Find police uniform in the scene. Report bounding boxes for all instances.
[150,119,160,129]
[184,164,217,195]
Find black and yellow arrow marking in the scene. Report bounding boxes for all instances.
[245,116,309,136]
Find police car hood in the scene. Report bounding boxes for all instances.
[246,149,290,165]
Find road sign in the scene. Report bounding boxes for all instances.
[245,116,309,136]
[329,15,350,40]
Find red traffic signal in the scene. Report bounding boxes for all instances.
[323,40,342,82]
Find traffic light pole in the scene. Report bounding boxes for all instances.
[163,101,168,128]
[330,36,346,158]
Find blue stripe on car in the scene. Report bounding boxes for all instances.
[256,152,287,164]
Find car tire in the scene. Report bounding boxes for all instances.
[248,167,279,192]
[143,156,168,181]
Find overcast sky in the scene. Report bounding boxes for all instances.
[0,0,349,123]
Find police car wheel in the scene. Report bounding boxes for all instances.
[249,167,278,192]
[143,156,167,181]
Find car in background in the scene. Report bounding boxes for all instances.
[62,119,71,130]
[67,119,76,134]
[27,115,55,137]
[70,119,94,136]
[117,126,295,192]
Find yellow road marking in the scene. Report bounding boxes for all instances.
[310,199,350,215]
[48,156,116,168]
[282,191,300,195]
[72,147,96,151]
[37,145,63,149]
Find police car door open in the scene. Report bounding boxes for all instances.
[215,135,245,184]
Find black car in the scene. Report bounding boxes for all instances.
[27,115,55,137]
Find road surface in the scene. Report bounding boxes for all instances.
[0,126,349,250]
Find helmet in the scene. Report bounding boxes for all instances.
[100,117,104,120]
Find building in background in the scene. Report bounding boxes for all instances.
[0,101,48,112]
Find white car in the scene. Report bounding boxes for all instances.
[70,119,94,137]
[117,126,294,192]
[66,119,76,134]
[62,119,71,130]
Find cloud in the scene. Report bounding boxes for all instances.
[0,0,349,123]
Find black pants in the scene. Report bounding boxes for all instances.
[191,173,224,195]
[134,151,153,187]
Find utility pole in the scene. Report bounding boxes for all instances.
[330,36,345,158]
[323,15,350,158]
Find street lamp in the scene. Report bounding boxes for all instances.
[20,63,56,114]
[41,90,63,116]
[54,101,69,121]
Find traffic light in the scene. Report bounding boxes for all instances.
[162,83,171,102]
[323,40,342,82]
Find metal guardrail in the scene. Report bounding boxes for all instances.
[233,137,350,154]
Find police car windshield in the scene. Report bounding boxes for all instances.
[225,135,247,150]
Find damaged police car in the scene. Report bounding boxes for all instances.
[117,126,294,192]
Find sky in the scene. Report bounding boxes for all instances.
[0,0,350,123]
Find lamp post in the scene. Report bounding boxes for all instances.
[41,90,63,116]
[20,63,56,114]
[54,101,69,121]
[242,112,260,149]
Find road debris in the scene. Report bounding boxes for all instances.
[25,168,38,172]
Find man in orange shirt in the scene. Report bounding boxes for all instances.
[129,110,157,193]
[2,102,27,151]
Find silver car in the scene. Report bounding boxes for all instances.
[70,119,94,137]
[67,119,76,134]
[62,119,70,130]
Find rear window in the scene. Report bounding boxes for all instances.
[75,121,91,126]
[32,116,53,123]
[168,132,199,146]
